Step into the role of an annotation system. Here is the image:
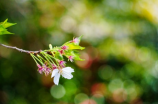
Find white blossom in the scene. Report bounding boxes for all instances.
[51,67,74,85]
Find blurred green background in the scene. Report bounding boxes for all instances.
[0,0,158,104]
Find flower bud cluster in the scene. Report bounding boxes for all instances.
[30,36,84,76]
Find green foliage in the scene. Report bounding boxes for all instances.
[63,36,85,50]
[64,43,85,50]
[62,36,85,61]
[0,19,16,35]
[64,50,84,61]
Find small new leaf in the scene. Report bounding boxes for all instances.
[65,43,85,50]
[73,52,84,61]
[0,19,16,35]
[65,50,84,61]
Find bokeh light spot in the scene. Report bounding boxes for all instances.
[91,83,106,95]
[108,79,123,92]
[74,93,89,104]
[50,84,66,99]
[76,52,91,69]
[80,99,97,104]
[98,65,113,80]
[64,81,77,95]
[91,93,105,104]
[123,80,135,95]
[112,88,127,103]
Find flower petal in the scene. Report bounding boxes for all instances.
[62,67,74,73]
[61,67,74,79]
[54,72,60,85]
[61,71,73,79]
[51,69,59,78]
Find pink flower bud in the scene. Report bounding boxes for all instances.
[61,45,68,50]
[59,60,66,67]
[37,64,44,74]
[68,56,74,62]
[52,64,57,70]
[37,64,41,69]
[58,50,64,55]
[45,67,51,76]
[71,38,79,44]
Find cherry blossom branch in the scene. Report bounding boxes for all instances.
[0,43,40,54]
[0,36,84,85]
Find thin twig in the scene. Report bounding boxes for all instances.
[0,43,41,54]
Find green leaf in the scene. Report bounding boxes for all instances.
[2,22,16,28]
[62,35,84,49]
[0,30,13,35]
[65,50,84,61]
[2,19,16,28]
[0,19,8,25]
[0,25,12,35]
[73,52,84,61]
[0,19,16,35]
[64,43,85,50]
[0,25,6,32]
